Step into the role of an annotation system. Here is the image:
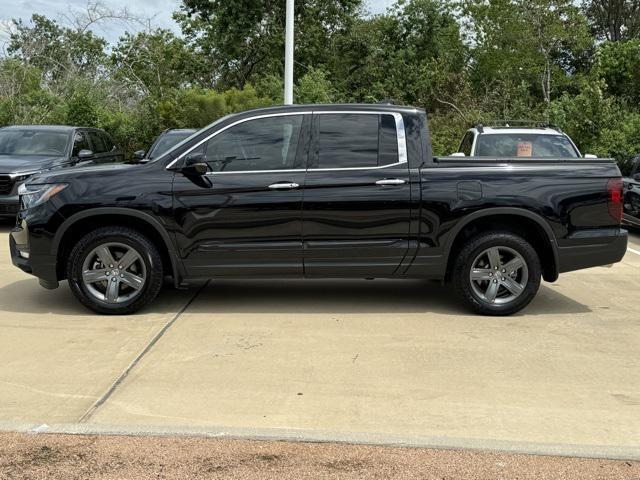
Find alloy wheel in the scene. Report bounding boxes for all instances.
[81,242,147,304]
[469,246,528,305]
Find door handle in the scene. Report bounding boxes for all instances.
[268,182,300,190]
[375,178,406,186]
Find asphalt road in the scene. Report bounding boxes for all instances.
[0,222,638,463]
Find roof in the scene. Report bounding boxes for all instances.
[0,125,80,132]
[469,126,565,136]
[231,103,422,116]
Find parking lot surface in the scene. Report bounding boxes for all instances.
[0,222,639,460]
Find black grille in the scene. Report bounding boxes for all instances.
[0,176,15,195]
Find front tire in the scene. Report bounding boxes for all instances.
[453,231,541,316]
[66,226,163,315]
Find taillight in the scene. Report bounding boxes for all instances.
[607,178,623,223]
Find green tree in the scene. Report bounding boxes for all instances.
[462,0,593,112]
[8,14,108,88]
[582,0,640,41]
[111,29,207,97]
[173,0,362,91]
[595,40,640,102]
[331,0,467,107]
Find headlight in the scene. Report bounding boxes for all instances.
[11,174,32,183]
[18,183,68,210]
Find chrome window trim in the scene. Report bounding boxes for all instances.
[165,110,408,173]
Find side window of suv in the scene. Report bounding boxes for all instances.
[316,113,398,169]
[100,131,115,152]
[88,131,107,154]
[201,115,303,172]
[459,132,474,156]
[72,131,90,157]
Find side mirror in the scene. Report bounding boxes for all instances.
[181,152,209,176]
[77,149,94,159]
[450,152,466,157]
[584,154,598,159]
[633,173,640,181]
[133,150,146,160]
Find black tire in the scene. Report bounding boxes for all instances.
[453,231,541,316]
[66,226,163,315]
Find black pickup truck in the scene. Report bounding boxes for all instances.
[10,104,627,315]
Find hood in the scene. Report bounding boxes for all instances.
[0,154,67,174]
[28,161,139,184]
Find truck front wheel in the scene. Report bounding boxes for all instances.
[453,232,541,316]
[66,226,164,315]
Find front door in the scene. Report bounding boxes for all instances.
[172,113,309,277]
[302,112,412,277]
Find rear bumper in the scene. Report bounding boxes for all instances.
[557,228,628,273]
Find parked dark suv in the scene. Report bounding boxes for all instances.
[623,155,640,227]
[134,129,197,162]
[10,105,627,316]
[0,125,122,217]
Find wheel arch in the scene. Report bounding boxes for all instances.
[443,208,559,282]
[53,208,183,285]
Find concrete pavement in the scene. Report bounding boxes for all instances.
[0,222,639,459]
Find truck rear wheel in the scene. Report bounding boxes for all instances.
[453,232,541,316]
[66,226,163,315]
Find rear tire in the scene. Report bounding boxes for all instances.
[66,226,163,315]
[453,231,541,316]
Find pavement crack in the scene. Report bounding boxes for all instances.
[77,280,210,423]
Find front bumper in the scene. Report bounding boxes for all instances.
[10,222,59,289]
[557,228,628,273]
[0,195,19,217]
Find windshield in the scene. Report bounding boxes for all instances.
[475,134,579,158]
[148,131,196,160]
[0,130,70,156]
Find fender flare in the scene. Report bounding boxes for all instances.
[52,207,184,284]
[442,207,560,281]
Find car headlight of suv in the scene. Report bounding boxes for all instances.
[18,183,68,210]
[11,173,33,183]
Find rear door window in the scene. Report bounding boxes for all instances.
[315,113,399,169]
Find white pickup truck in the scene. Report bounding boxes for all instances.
[452,124,597,159]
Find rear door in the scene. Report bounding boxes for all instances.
[302,111,412,277]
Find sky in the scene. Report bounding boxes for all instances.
[0,0,394,47]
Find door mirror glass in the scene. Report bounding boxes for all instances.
[77,149,94,159]
[133,150,146,160]
[584,153,598,159]
[450,152,466,157]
